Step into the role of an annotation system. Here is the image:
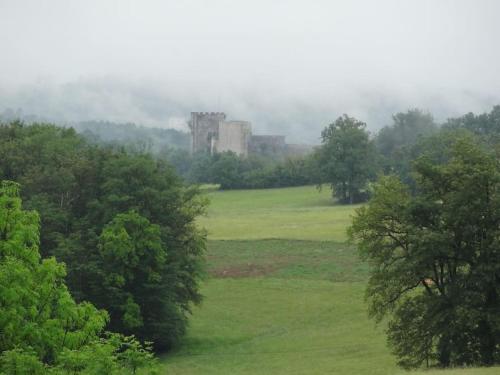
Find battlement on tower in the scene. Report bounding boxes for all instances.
[190,112,226,119]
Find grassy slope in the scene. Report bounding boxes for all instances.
[162,186,498,375]
[165,279,395,375]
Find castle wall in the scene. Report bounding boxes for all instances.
[284,143,315,156]
[249,135,286,154]
[216,121,252,156]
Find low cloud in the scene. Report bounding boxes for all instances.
[1,1,500,143]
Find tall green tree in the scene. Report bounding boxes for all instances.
[0,181,156,374]
[316,115,378,203]
[97,210,186,348]
[349,137,500,368]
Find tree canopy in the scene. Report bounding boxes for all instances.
[316,115,377,203]
[376,109,437,158]
[0,181,156,374]
[349,136,500,368]
[0,121,207,351]
[375,109,437,186]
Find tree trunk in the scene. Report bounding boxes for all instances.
[478,319,495,365]
[437,335,451,367]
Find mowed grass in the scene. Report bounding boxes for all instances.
[161,186,498,374]
[164,279,396,375]
[198,186,360,241]
[164,277,498,375]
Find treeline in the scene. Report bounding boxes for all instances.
[160,149,316,189]
[375,105,500,186]
[0,122,207,372]
[0,109,191,153]
[0,112,317,190]
[74,120,190,152]
[70,106,500,202]
[151,109,438,194]
[180,106,499,205]
[156,109,434,198]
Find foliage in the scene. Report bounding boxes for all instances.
[240,156,315,189]
[376,109,437,158]
[0,121,207,351]
[376,106,500,189]
[0,180,156,374]
[0,108,191,153]
[316,115,378,203]
[208,152,243,189]
[169,149,316,190]
[375,109,438,186]
[443,105,500,160]
[444,105,500,140]
[98,210,186,348]
[349,137,500,368]
[74,120,190,152]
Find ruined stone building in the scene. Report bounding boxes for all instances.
[189,112,288,156]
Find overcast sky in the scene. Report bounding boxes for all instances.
[1,0,499,143]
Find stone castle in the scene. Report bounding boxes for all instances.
[188,112,287,156]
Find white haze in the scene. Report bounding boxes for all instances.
[1,0,500,143]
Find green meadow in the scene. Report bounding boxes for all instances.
[197,186,360,241]
[161,186,498,374]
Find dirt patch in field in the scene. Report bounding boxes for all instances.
[211,263,277,278]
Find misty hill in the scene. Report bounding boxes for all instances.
[0,108,191,152]
[72,120,190,152]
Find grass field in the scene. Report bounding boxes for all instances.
[205,240,368,282]
[197,186,360,241]
[161,186,498,374]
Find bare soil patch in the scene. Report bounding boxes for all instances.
[211,263,276,278]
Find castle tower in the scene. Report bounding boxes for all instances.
[189,112,226,154]
[217,121,252,156]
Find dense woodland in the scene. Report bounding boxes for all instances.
[0,181,158,373]
[1,105,500,371]
[0,123,206,372]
